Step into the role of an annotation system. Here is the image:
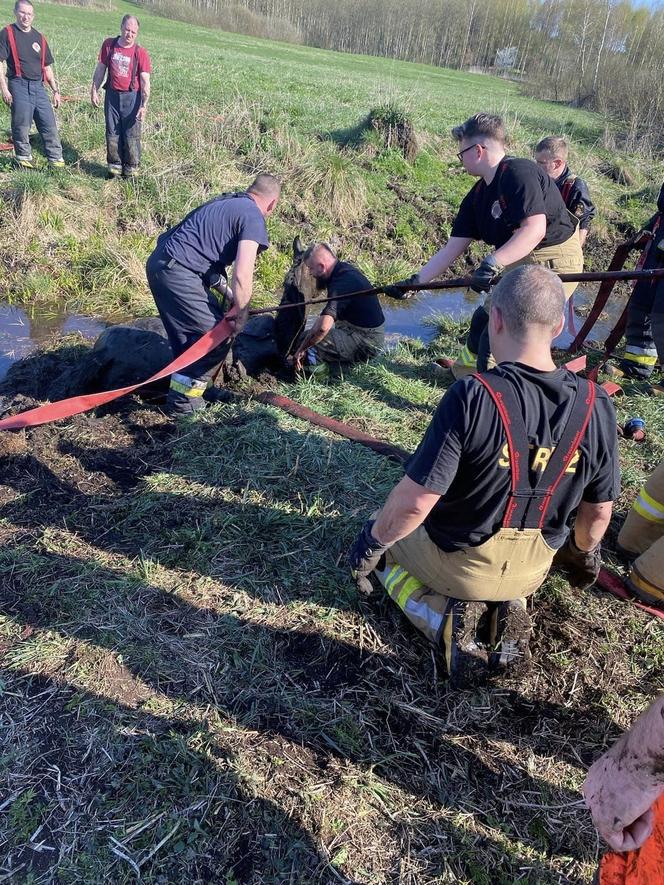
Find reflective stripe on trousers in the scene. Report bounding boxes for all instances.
[169,372,209,398]
[376,562,448,644]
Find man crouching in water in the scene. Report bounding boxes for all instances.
[349,265,620,686]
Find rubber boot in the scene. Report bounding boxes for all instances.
[440,599,489,688]
[487,598,533,672]
[166,373,208,416]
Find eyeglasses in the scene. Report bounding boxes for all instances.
[457,143,485,161]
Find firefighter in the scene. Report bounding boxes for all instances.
[349,265,619,685]
[90,14,152,179]
[384,113,583,377]
[584,693,664,884]
[293,243,385,377]
[535,136,596,249]
[616,456,664,608]
[145,174,280,415]
[615,183,664,387]
[0,0,64,169]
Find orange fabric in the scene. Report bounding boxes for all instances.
[599,794,664,884]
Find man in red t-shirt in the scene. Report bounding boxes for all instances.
[90,14,151,178]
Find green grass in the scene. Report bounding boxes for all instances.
[0,0,662,315]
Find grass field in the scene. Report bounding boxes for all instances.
[0,0,662,318]
[1,3,664,884]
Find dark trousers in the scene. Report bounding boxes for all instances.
[146,244,230,380]
[466,305,491,372]
[104,88,142,174]
[9,77,62,162]
[619,278,664,380]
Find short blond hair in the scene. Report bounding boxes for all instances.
[535,136,569,161]
[303,242,336,263]
[491,265,565,339]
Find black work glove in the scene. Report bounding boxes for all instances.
[382,273,420,300]
[553,535,601,590]
[469,255,504,294]
[348,520,390,582]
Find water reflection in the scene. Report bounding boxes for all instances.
[379,285,621,349]
[0,304,107,381]
[0,285,624,383]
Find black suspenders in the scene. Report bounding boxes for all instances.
[472,372,596,530]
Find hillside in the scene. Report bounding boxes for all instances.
[0,0,662,319]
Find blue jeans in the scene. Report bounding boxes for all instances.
[104,88,142,174]
[9,77,63,162]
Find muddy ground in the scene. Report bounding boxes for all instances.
[0,337,663,884]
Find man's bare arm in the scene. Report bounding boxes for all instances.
[136,72,150,121]
[229,239,259,333]
[295,314,334,356]
[372,475,441,546]
[90,61,106,107]
[493,214,546,266]
[574,500,612,551]
[43,64,60,108]
[0,60,11,105]
[418,236,472,284]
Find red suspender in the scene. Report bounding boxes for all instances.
[5,25,22,78]
[535,381,595,528]
[471,377,521,528]
[4,27,48,81]
[561,176,575,207]
[472,372,596,530]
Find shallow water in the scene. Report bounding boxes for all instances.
[0,304,108,382]
[380,284,619,350]
[0,285,621,382]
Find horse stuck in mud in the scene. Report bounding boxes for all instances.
[14,238,319,403]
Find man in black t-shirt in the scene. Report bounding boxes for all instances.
[0,0,64,168]
[385,113,583,377]
[350,265,619,685]
[293,243,385,376]
[146,174,280,415]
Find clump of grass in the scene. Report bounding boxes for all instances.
[292,141,368,227]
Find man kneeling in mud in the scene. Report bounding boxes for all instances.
[292,242,385,378]
[349,265,619,685]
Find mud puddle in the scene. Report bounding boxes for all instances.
[0,304,109,381]
[0,283,624,384]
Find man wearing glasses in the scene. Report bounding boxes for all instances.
[385,113,582,376]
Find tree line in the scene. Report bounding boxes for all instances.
[138,0,664,151]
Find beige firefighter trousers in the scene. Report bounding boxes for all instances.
[617,457,664,606]
[374,523,556,644]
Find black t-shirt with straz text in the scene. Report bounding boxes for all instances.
[451,157,577,249]
[405,363,620,552]
[0,25,53,80]
[321,261,384,329]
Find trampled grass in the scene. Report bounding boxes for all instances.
[1,322,663,883]
[0,0,662,315]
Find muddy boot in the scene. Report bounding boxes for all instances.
[487,599,533,673]
[440,600,489,688]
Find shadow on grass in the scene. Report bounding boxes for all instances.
[0,399,629,882]
[2,545,600,885]
[77,157,111,179]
